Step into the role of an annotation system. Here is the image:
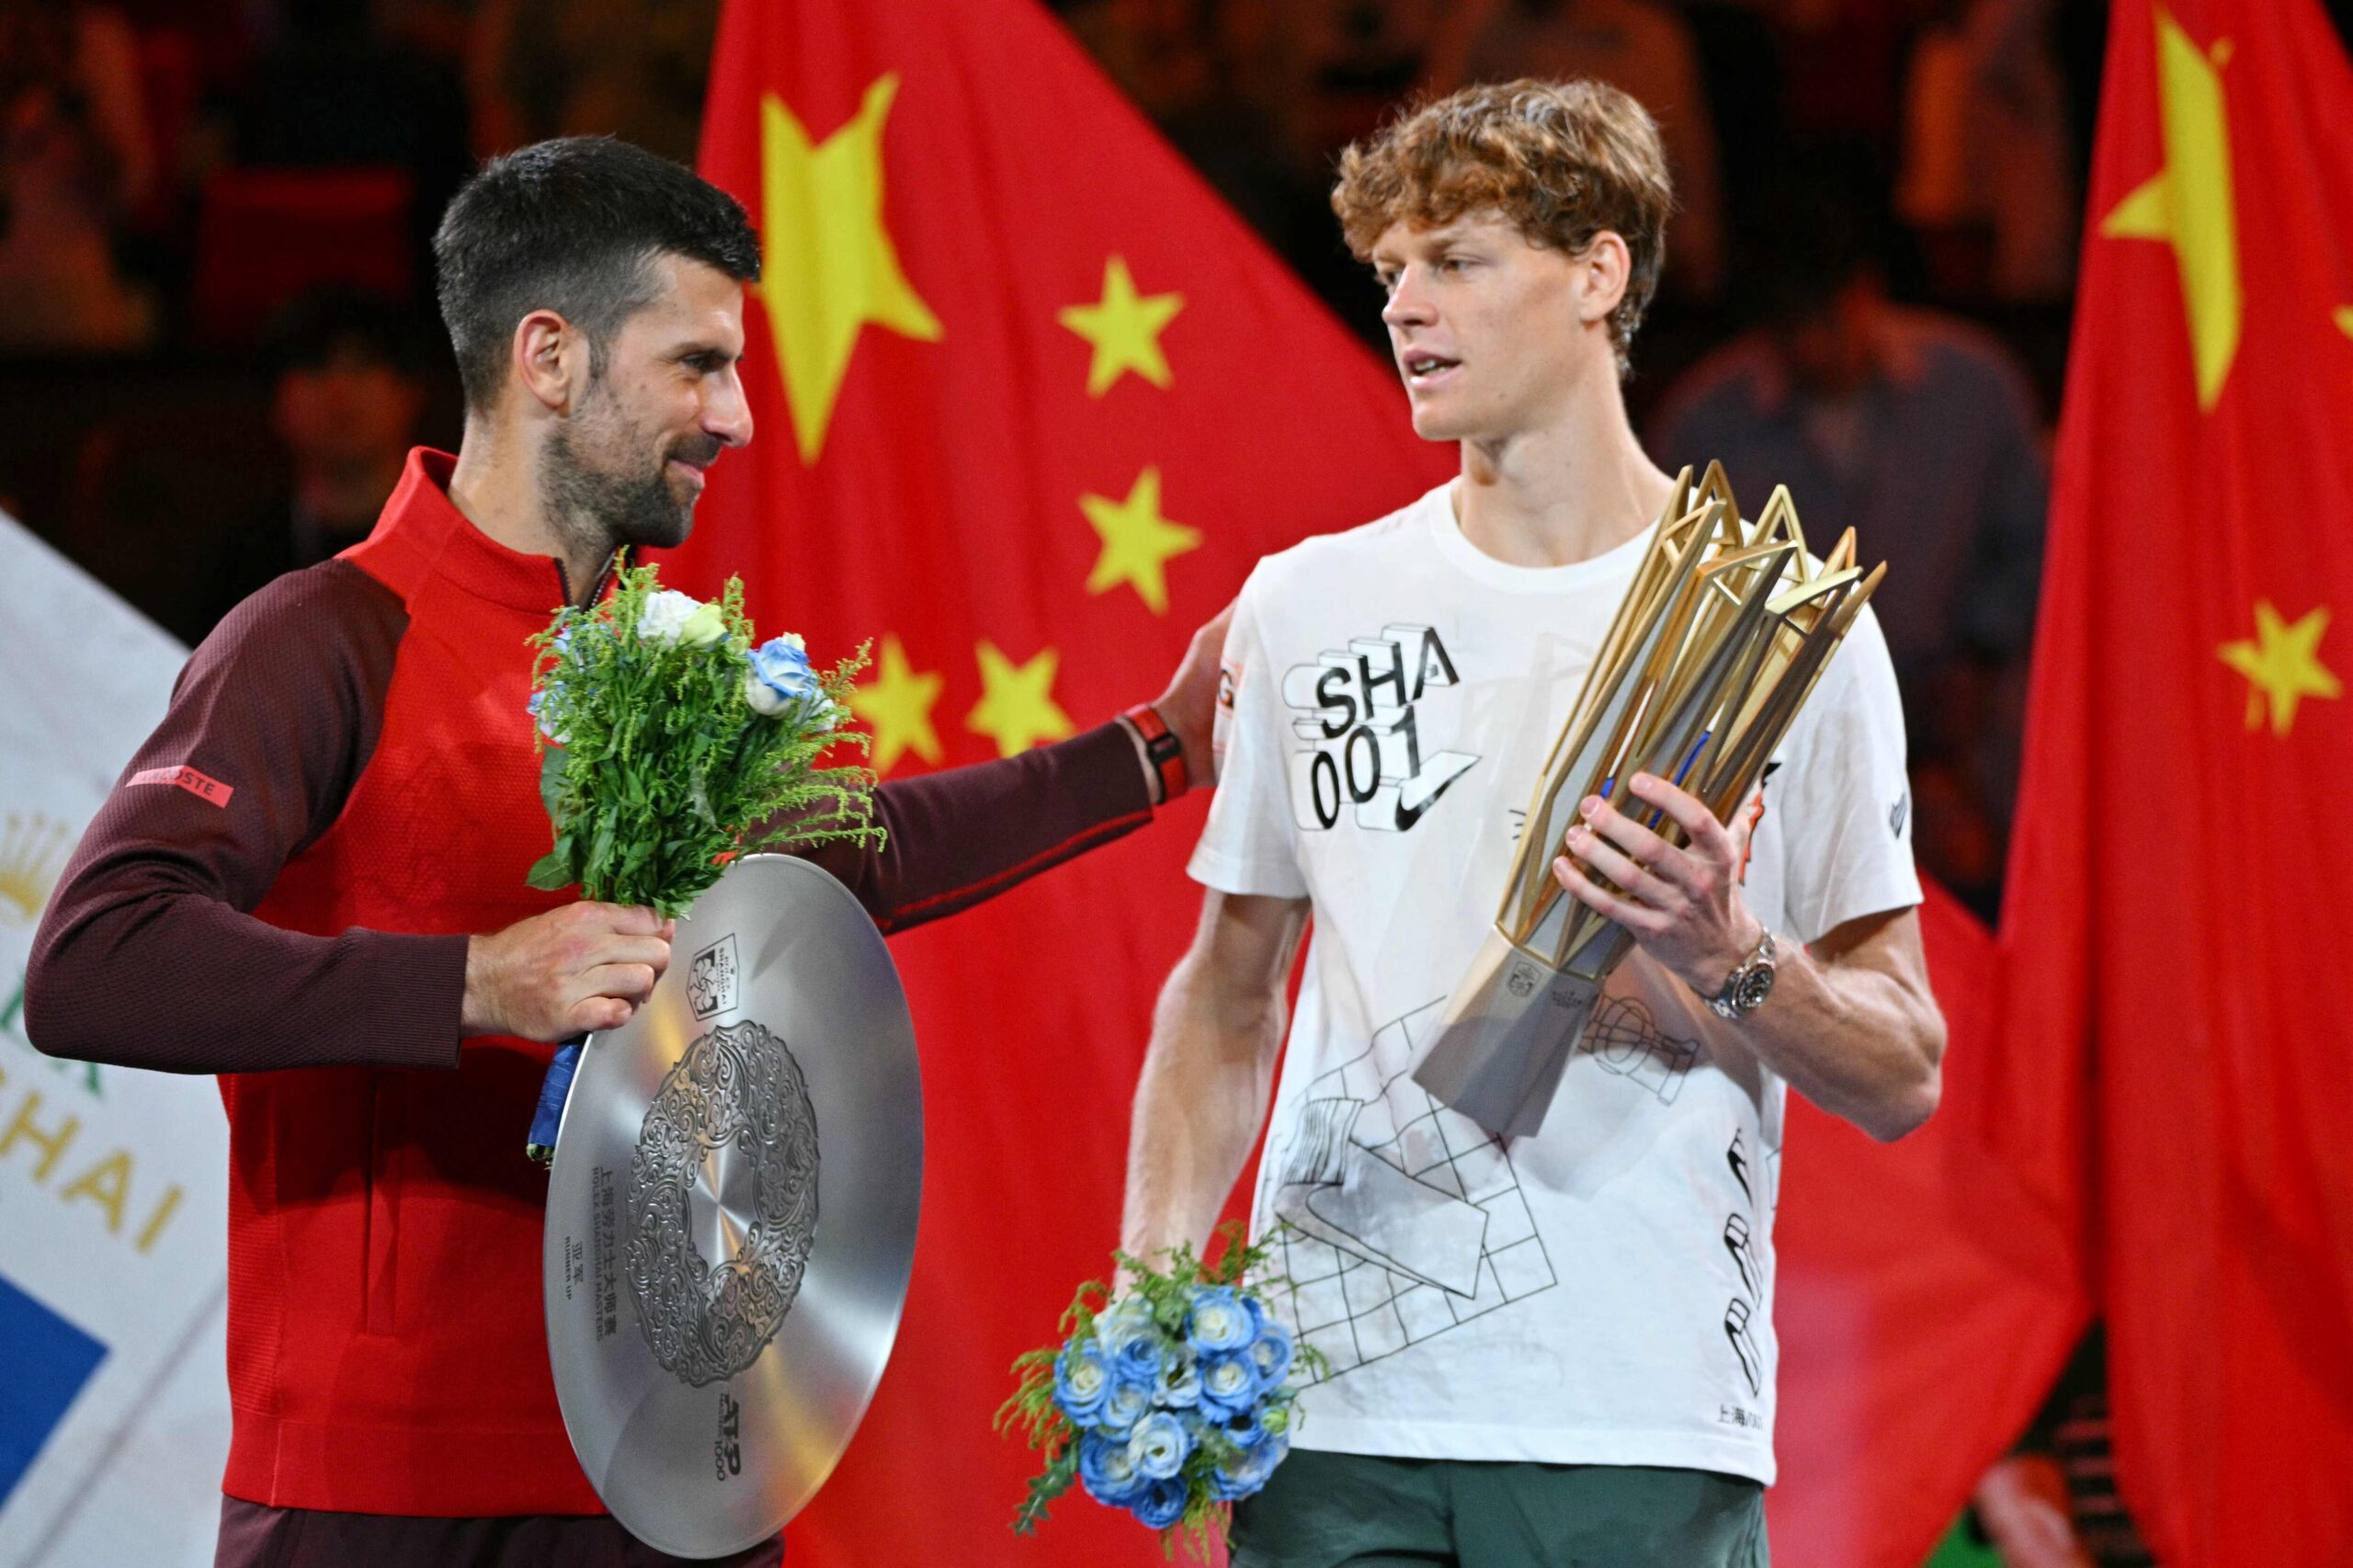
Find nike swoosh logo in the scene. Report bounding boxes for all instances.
[1392,752,1479,829]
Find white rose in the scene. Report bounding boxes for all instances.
[639,589,722,645]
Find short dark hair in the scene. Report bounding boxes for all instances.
[432,137,763,409]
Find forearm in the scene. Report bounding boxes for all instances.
[1726,933,1945,1141]
[1120,954,1286,1260]
[28,866,468,1074]
[1557,770,1941,1142]
[790,721,1154,934]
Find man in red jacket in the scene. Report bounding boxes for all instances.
[27,137,1222,1568]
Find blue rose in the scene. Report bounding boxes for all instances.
[1154,1346,1201,1409]
[1052,1340,1112,1426]
[1128,1411,1192,1481]
[1220,1403,1271,1450]
[744,634,835,726]
[1186,1285,1255,1356]
[1207,1432,1288,1503]
[1095,1294,1155,1350]
[1110,1328,1165,1391]
[1077,1430,1144,1506]
[1246,1317,1295,1392]
[1129,1476,1188,1531]
[1196,1350,1257,1419]
[1095,1378,1151,1437]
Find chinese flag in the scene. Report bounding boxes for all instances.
[671,2,1449,1562]
[1998,1,2353,1561]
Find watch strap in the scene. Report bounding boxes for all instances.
[1123,703,1189,804]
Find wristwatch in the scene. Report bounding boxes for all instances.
[1706,929,1778,1020]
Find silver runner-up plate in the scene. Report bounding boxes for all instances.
[543,854,923,1559]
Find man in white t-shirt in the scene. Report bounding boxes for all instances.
[1120,79,1947,1567]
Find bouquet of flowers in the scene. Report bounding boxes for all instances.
[524,561,880,915]
[997,1225,1320,1554]
[520,560,881,1162]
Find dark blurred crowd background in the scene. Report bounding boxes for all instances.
[7,0,2353,926]
[17,6,2353,1562]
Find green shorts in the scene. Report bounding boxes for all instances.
[1230,1449,1769,1568]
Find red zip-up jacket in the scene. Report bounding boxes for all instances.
[25,449,1157,1516]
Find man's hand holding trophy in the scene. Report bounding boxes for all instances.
[1413,461,1887,1138]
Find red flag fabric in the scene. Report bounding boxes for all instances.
[673,3,1449,1562]
[670,3,2108,1562]
[1999,1,2353,1560]
[1770,882,2086,1567]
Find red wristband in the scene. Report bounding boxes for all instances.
[1124,703,1189,804]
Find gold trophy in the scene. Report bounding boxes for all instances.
[1411,463,1885,1138]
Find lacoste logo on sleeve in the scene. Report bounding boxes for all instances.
[129,765,233,808]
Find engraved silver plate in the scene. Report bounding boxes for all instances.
[544,855,923,1559]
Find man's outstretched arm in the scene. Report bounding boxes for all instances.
[797,604,1231,935]
[1120,889,1309,1263]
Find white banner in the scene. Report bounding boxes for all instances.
[0,514,229,1568]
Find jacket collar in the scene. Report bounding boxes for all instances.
[344,449,578,614]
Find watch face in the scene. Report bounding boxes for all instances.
[1734,967,1776,1012]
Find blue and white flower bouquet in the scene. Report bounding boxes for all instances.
[998,1225,1321,1552]
[524,560,879,918]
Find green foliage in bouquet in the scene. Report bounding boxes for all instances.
[524,562,881,918]
[996,1222,1326,1559]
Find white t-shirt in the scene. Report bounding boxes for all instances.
[1190,481,1921,1484]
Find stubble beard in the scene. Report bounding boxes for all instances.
[540,399,697,570]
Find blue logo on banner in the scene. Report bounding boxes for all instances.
[0,1271,108,1511]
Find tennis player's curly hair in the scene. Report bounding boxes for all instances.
[1332,79,1674,375]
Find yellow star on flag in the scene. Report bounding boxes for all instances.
[1058,256,1184,397]
[967,642,1074,757]
[2219,600,2340,736]
[2336,305,2353,341]
[758,76,943,464]
[847,633,944,775]
[2098,6,2239,410]
[1078,466,1201,615]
